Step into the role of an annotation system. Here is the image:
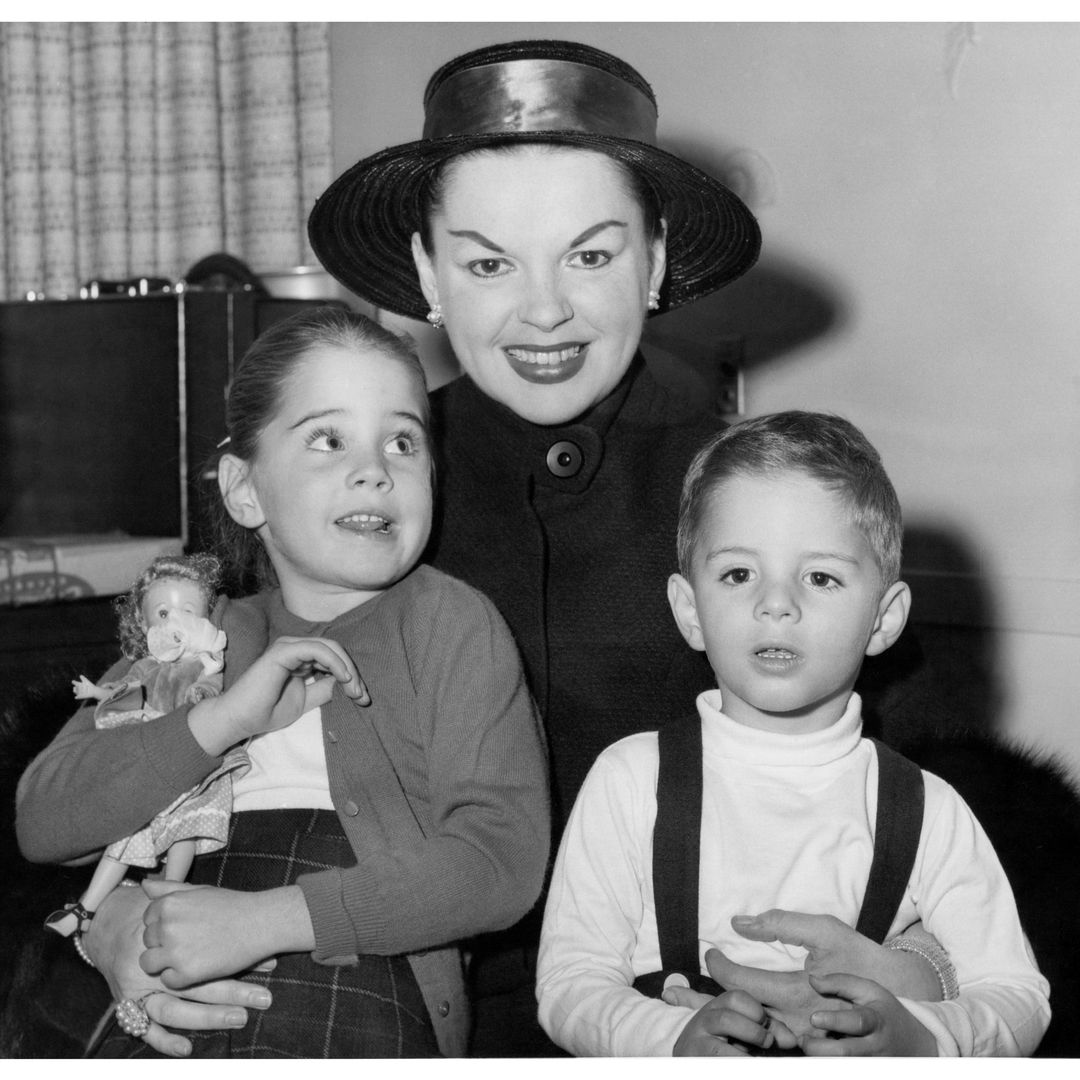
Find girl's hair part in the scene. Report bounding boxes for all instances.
[114,552,222,659]
[206,305,428,595]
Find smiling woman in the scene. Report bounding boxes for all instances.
[410,148,666,425]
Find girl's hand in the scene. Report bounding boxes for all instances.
[140,879,315,989]
[189,635,368,755]
[671,988,775,1056]
[800,973,937,1056]
[84,882,274,1058]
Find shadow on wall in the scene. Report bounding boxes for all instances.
[863,523,1003,750]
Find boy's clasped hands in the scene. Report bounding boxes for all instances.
[665,910,937,1056]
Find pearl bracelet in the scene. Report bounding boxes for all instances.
[884,934,960,1001]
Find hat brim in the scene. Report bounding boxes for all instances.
[308,131,761,321]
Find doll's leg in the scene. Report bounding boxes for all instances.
[44,855,129,936]
[163,838,196,882]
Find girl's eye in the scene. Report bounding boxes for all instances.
[808,571,839,589]
[567,249,611,269]
[385,433,416,456]
[307,429,345,453]
[156,607,169,620]
[468,257,513,278]
[720,567,752,585]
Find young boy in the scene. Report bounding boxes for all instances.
[536,411,1050,1057]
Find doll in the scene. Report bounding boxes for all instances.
[45,553,248,937]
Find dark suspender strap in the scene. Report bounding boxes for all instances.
[651,715,703,977]
[855,738,926,943]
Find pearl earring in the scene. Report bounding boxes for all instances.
[647,289,661,311]
[426,304,444,329]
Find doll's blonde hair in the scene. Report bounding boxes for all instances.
[113,553,222,660]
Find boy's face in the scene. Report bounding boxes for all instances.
[668,470,909,734]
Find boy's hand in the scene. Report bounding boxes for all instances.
[670,988,775,1056]
[189,635,368,754]
[700,946,843,1041]
[800,973,937,1056]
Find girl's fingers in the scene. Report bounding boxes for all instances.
[274,638,366,699]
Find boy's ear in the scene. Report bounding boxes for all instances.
[667,572,706,652]
[865,580,911,657]
[217,453,265,530]
[410,232,439,310]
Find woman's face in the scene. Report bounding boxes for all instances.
[412,147,666,426]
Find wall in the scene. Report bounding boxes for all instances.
[328,22,1080,777]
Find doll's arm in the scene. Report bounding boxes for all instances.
[16,655,224,864]
[72,675,114,701]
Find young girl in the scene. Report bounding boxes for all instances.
[16,307,550,1058]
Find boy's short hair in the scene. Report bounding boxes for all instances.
[676,411,903,587]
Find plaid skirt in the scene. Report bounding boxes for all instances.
[90,808,440,1059]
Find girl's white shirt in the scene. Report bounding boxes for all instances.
[231,706,333,811]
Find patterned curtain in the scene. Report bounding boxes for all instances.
[0,22,331,300]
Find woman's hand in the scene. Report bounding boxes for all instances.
[730,910,944,1001]
[84,882,274,1058]
[188,635,368,755]
[800,973,937,1056]
[140,879,315,989]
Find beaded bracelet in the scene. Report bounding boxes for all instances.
[72,930,96,969]
[884,934,960,1001]
[64,879,141,971]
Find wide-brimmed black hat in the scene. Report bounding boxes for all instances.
[308,39,761,320]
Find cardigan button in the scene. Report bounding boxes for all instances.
[546,439,582,478]
[326,730,338,743]
[437,1000,451,1017]
[344,799,360,817]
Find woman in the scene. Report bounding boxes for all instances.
[21,38,1061,1057]
[307,39,955,1053]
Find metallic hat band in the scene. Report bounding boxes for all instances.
[422,58,658,144]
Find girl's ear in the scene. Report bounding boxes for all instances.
[865,580,912,657]
[411,232,439,310]
[218,453,265,529]
[667,572,706,652]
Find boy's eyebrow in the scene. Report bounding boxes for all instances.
[447,219,627,253]
[704,546,862,565]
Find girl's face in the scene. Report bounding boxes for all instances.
[141,578,208,629]
[224,343,433,623]
[412,147,666,426]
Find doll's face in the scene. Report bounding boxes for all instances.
[140,578,209,631]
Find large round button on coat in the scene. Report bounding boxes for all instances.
[546,440,583,478]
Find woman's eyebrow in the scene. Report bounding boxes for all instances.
[569,220,627,247]
[447,229,504,252]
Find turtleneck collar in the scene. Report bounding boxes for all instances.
[697,689,864,769]
[440,355,647,495]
